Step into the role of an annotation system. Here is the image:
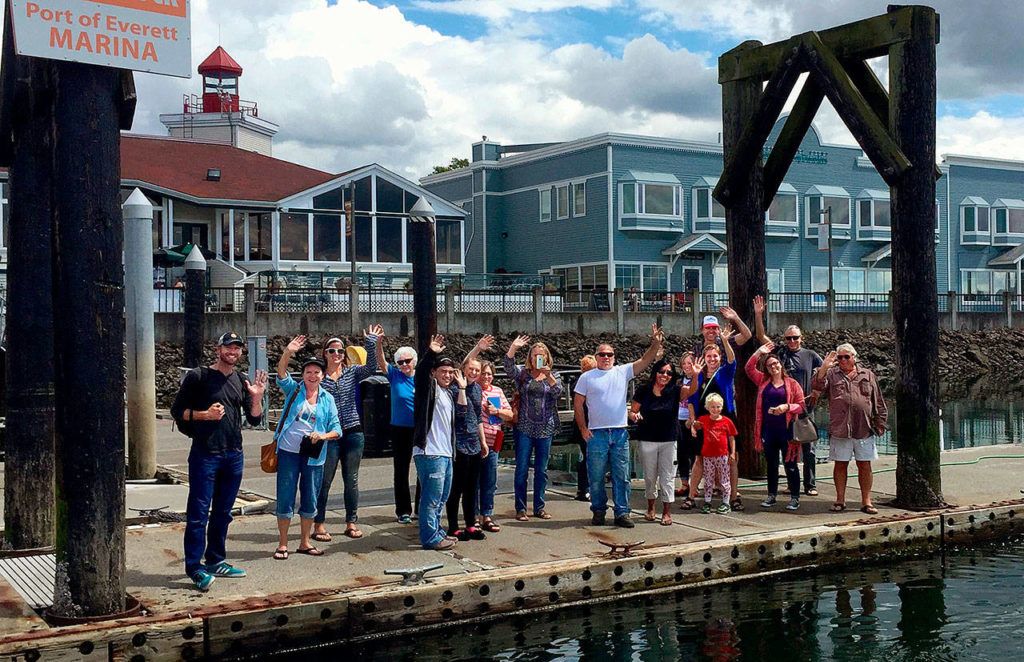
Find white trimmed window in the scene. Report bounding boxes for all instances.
[573,181,586,217]
[614,264,668,292]
[622,181,681,216]
[539,188,552,223]
[960,196,990,244]
[961,269,1017,301]
[694,187,726,220]
[993,199,1024,235]
[766,186,797,224]
[857,190,891,229]
[556,184,570,220]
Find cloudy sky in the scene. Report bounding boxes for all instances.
[121,0,1024,179]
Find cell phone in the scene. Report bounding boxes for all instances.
[535,355,545,369]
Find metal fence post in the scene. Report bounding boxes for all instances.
[349,279,361,335]
[1004,290,1012,328]
[949,291,959,330]
[690,287,701,335]
[445,284,456,334]
[614,287,624,335]
[827,288,837,330]
[533,285,543,334]
[244,283,256,338]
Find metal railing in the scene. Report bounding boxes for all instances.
[255,287,349,313]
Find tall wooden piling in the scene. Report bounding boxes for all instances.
[183,248,207,368]
[889,5,942,507]
[408,197,438,356]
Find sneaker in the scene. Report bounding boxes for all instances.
[614,515,635,529]
[191,570,215,592]
[591,512,606,526]
[786,498,800,511]
[397,514,413,524]
[431,538,457,550]
[205,561,246,579]
[700,503,712,514]
[575,492,590,502]
[715,503,731,514]
[761,495,777,508]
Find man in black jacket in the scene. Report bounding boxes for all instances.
[171,332,267,591]
[412,335,464,550]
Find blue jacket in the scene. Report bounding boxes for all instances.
[275,374,343,466]
[687,358,738,415]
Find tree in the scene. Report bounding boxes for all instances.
[431,157,469,174]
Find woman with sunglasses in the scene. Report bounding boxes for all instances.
[629,358,686,525]
[377,343,418,524]
[313,325,383,542]
[504,335,562,522]
[812,343,888,515]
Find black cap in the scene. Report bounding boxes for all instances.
[218,332,244,347]
[301,357,327,372]
[435,357,456,369]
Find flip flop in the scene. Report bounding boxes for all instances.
[343,528,364,539]
[482,519,502,533]
[516,511,529,522]
[644,512,656,522]
[533,511,552,520]
[679,497,695,511]
[311,532,332,543]
[860,505,879,515]
[295,546,324,556]
[273,547,288,560]
[830,503,847,512]
[660,516,673,526]
[729,498,745,512]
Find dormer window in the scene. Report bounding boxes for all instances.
[960,196,990,245]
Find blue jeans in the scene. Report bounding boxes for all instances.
[478,451,500,517]
[587,428,631,518]
[513,431,552,514]
[276,450,323,520]
[315,432,364,524]
[184,448,244,576]
[414,454,453,548]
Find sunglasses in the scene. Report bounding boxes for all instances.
[325,348,344,355]
[397,358,414,365]
[837,354,852,360]
[596,352,615,358]
[657,369,673,375]
[785,336,801,341]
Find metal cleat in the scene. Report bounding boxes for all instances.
[384,563,445,586]
[599,539,646,557]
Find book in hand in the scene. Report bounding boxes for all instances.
[487,396,502,425]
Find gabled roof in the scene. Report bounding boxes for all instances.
[622,170,680,184]
[988,244,1024,267]
[861,244,891,264]
[120,135,336,204]
[661,233,727,256]
[198,46,243,75]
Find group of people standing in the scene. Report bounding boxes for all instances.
[173,297,888,590]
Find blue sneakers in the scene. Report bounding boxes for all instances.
[191,570,215,592]
[205,561,247,579]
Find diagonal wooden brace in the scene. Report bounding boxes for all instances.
[762,77,825,208]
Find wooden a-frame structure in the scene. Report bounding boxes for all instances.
[715,5,943,508]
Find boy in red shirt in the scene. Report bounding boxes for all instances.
[693,393,737,514]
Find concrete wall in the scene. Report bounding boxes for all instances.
[154,309,1023,343]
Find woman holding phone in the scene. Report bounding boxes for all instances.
[504,335,562,522]
[478,360,513,532]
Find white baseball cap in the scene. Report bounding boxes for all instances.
[702,315,720,328]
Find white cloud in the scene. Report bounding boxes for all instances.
[412,0,622,23]
[938,112,1024,161]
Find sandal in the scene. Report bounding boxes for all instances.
[343,527,364,539]
[533,510,552,520]
[644,512,656,522]
[830,503,847,512]
[273,547,289,560]
[679,497,695,511]
[729,498,745,512]
[516,511,529,522]
[805,488,819,497]
[311,532,332,543]
[295,546,324,556]
[860,504,879,515]
[482,519,501,533]
[660,515,673,526]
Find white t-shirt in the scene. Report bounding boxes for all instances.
[279,400,316,453]
[414,383,454,457]
[574,363,634,430]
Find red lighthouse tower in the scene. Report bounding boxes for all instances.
[198,46,245,114]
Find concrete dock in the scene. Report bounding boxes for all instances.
[1,422,1023,660]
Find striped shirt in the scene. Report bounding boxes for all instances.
[321,335,379,430]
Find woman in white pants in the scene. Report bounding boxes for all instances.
[629,359,685,525]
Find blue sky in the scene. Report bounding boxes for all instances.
[118,0,1024,177]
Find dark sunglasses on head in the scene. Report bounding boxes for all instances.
[325,348,344,354]
[596,352,615,358]
[837,354,852,360]
[785,336,801,341]
[397,358,414,365]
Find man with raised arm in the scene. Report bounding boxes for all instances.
[574,324,664,528]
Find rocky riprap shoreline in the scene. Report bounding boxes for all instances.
[154,328,1024,409]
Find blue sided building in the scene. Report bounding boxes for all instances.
[420,120,1024,304]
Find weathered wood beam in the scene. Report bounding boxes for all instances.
[719,5,935,82]
[762,78,825,208]
[842,58,889,126]
[802,31,911,185]
[714,38,804,207]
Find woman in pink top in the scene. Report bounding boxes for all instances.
[478,360,512,532]
[745,341,806,510]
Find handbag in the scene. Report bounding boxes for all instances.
[791,414,818,443]
[262,387,303,474]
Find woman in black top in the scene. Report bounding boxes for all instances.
[629,359,685,525]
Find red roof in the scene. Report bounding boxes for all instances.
[198,46,243,76]
[121,135,336,203]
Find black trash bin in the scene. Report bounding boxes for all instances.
[360,375,393,458]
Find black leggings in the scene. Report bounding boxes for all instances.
[446,451,481,531]
[676,420,700,480]
[391,425,415,517]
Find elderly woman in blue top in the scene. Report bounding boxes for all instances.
[273,350,342,560]
[310,325,383,542]
[376,342,418,524]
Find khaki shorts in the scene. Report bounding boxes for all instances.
[828,437,878,462]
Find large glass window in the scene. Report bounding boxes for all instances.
[436,219,461,264]
[1011,209,1024,234]
[248,212,272,261]
[808,196,851,228]
[220,211,230,257]
[376,177,404,214]
[556,185,570,220]
[151,209,162,251]
[233,212,246,261]
[694,188,725,219]
[615,265,641,290]
[353,176,372,215]
[621,183,636,215]
[859,199,891,228]
[767,193,797,223]
[644,184,675,216]
[539,188,552,222]
[573,182,586,216]
[643,265,668,292]
[279,212,309,260]
[352,214,373,263]
[377,216,403,263]
[767,269,783,293]
[313,213,342,261]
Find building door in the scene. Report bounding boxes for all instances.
[173,222,209,249]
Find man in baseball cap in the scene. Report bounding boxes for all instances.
[692,307,753,356]
[218,332,245,347]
